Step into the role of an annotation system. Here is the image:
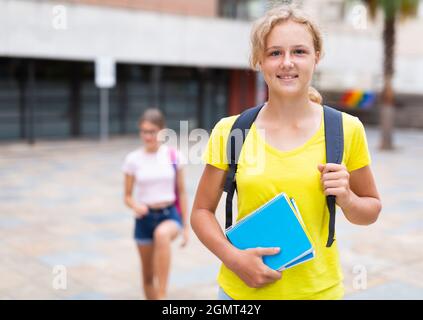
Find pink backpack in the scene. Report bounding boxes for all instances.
[169,147,182,216]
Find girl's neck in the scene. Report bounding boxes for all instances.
[143,144,161,154]
[264,91,314,124]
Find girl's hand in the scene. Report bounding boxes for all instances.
[318,163,353,209]
[226,247,282,288]
[180,226,190,248]
[133,203,149,218]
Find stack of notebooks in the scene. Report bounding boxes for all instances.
[225,192,315,271]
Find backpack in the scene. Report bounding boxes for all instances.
[223,104,344,247]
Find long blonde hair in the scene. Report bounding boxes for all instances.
[250,5,323,104]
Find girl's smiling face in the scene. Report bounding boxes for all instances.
[260,20,320,97]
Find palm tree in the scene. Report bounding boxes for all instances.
[362,0,419,150]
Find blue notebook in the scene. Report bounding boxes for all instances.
[225,193,315,271]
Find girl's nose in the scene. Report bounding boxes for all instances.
[281,54,294,68]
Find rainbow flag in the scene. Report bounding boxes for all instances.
[340,90,375,109]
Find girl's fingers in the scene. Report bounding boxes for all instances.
[323,180,341,189]
[323,187,344,196]
[265,269,282,281]
[321,171,344,181]
[321,163,347,175]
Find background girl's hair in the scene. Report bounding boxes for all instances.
[139,108,166,129]
[250,4,324,104]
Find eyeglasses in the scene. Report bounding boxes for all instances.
[140,129,159,136]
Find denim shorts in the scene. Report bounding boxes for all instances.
[134,204,182,245]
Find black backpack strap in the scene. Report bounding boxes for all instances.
[323,105,344,247]
[223,104,265,229]
[223,104,344,249]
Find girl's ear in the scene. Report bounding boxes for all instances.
[315,51,321,65]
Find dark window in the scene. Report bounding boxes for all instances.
[0,58,230,142]
[218,0,297,20]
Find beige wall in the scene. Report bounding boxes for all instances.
[3,0,423,93]
[64,0,218,17]
[0,0,251,69]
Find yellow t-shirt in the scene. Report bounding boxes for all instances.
[202,106,371,300]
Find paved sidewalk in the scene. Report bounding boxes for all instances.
[0,126,422,300]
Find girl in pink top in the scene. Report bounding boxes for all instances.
[123,108,189,300]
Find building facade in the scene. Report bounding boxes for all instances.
[1,0,422,142]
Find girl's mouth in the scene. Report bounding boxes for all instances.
[276,74,299,80]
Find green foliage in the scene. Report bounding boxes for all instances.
[362,0,419,20]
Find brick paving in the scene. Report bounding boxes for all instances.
[0,126,422,299]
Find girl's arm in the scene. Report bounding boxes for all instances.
[124,174,136,209]
[319,164,382,225]
[191,164,282,288]
[341,165,382,225]
[176,167,190,246]
[124,174,148,217]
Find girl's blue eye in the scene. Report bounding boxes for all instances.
[270,51,281,56]
[294,49,306,55]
